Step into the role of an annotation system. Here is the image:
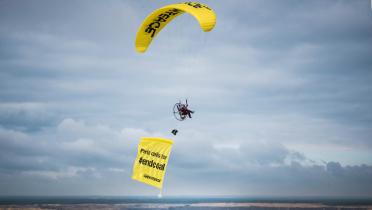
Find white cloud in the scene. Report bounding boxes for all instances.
[1,0,372,196]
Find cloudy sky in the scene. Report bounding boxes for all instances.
[1,0,372,196]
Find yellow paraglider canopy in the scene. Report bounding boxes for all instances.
[135,2,216,53]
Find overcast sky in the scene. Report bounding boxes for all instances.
[0,0,372,196]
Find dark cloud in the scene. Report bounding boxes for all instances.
[0,0,372,196]
[166,161,372,196]
[0,121,371,196]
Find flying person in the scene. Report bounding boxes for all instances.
[178,99,194,118]
[174,99,194,121]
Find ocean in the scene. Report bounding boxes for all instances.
[0,196,372,209]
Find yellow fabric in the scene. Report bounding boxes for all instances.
[132,137,173,189]
[135,2,216,53]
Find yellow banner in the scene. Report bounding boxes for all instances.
[132,137,173,189]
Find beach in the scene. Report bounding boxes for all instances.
[1,202,372,210]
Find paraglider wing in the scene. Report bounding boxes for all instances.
[135,2,216,53]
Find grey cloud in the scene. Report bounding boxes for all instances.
[0,103,57,131]
[1,0,372,196]
[0,118,372,196]
[0,119,136,175]
[326,161,344,176]
[165,160,372,196]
